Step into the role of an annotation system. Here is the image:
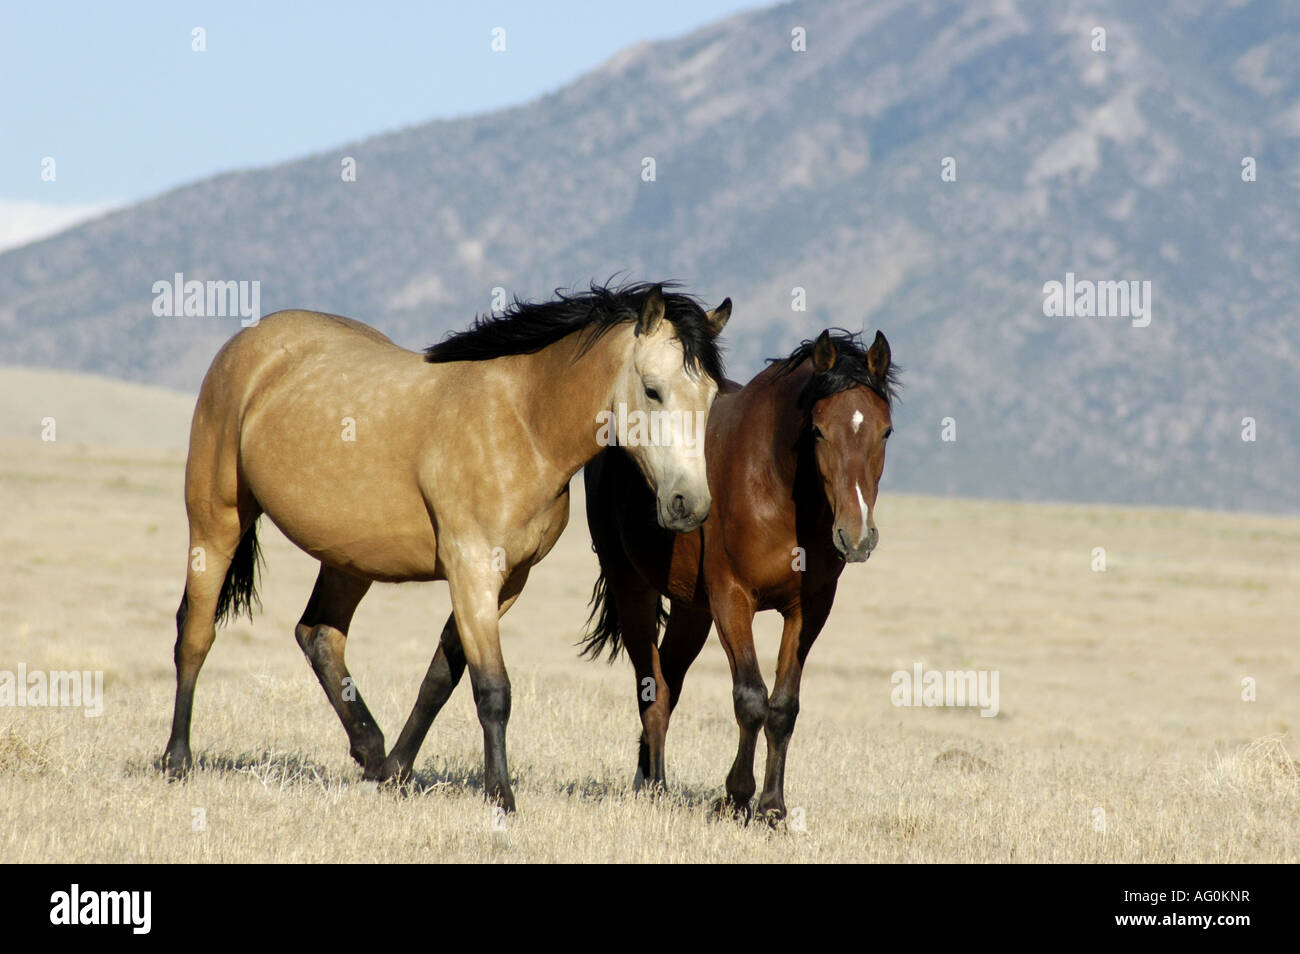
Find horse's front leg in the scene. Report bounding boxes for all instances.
[382,567,530,789]
[756,588,833,824]
[445,559,520,812]
[379,612,465,784]
[709,581,765,821]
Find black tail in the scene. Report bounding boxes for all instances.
[579,569,622,662]
[579,565,667,663]
[214,519,263,627]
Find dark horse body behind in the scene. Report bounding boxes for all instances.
[583,329,897,822]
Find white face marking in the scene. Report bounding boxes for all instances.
[851,410,864,434]
[855,481,869,542]
[621,324,716,521]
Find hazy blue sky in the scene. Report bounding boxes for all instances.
[1,0,759,212]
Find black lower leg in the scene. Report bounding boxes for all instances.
[299,624,385,775]
[636,733,652,783]
[473,673,513,811]
[163,676,197,777]
[162,590,199,778]
[383,623,467,781]
[757,694,799,820]
[724,681,768,809]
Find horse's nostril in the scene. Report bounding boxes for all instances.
[670,493,686,518]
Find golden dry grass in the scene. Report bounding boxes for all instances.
[1,370,1297,862]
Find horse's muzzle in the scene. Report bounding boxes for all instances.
[660,491,711,533]
[835,525,878,563]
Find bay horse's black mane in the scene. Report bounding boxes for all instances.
[767,328,900,410]
[424,281,725,381]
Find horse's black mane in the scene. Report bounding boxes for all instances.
[767,329,900,409]
[424,281,725,381]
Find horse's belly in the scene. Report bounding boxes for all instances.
[287,518,439,581]
[242,445,440,580]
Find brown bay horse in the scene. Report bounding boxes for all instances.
[163,282,731,811]
[582,329,897,822]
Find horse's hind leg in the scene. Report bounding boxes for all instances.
[163,506,254,779]
[164,582,223,778]
[638,600,712,784]
[609,577,670,792]
[295,564,384,777]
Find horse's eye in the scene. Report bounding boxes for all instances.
[645,386,662,402]
[883,427,893,440]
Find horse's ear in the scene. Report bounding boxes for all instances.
[866,329,891,379]
[811,329,836,373]
[706,297,731,335]
[637,285,666,336]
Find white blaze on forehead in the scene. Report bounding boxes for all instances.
[851,410,864,434]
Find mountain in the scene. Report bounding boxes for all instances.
[2,0,1298,513]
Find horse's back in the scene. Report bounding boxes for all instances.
[217,309,402,369]
[196,309,423,412]
[255,309,398,345]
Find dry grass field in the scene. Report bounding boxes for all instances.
[1,369,1297,863]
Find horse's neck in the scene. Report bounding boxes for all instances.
[519,325,631,481]
[743,363,832,524]
[748,363,811,489]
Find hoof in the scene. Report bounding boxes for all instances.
[349,740,387,779]
[488,788,517,814]
[348,738,382,769]
[757,806,787,829]
[756,796,787,826]
[375,756,413,788]
[161,748,192,781]
[710,796,752,824]
[633,773,667,798]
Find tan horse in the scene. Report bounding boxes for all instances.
[162,283,731,811]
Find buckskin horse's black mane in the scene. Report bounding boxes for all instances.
[425,281,725,381]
